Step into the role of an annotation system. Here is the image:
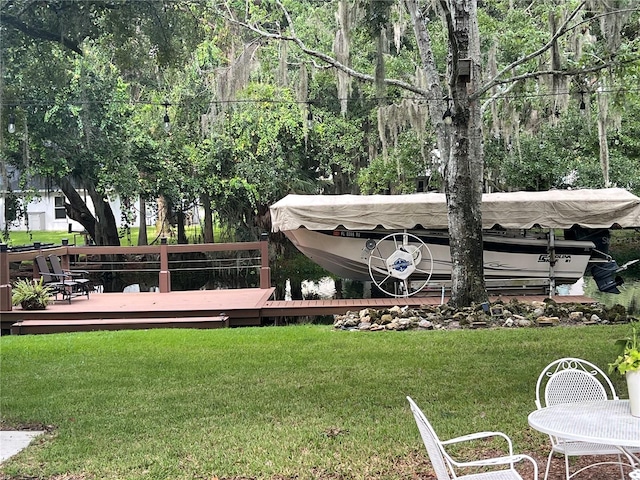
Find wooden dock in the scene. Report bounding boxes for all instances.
[0,288,596,335]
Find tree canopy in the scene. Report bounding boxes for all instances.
[2,0,639,304]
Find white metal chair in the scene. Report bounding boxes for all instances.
[535,357,639,480]
[407,396,538,480]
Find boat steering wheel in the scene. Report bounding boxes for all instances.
[366,232,434,297]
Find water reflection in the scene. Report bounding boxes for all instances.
[560,277,640,315]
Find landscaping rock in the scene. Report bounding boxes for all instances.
[333,300,637,332]
[569,311,584,321]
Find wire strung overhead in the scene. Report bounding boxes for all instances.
[2,84,640,110]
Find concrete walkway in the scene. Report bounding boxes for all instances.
[0,431,43,463]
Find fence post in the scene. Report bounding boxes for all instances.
[159,237,171,293]
[61,238,71,270]
[260,233,271,289]
[0,244,12,311]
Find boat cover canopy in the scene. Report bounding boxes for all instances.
[270,188,640,232]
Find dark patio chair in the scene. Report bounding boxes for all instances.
[34,255,88,303]
[48,254,90,298]
[34,255,75,303]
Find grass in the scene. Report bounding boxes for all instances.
[1,226,205,247]
[0,324,632,480]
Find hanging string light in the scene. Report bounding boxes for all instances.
[579,91,586,112]
[7,109,16,134]
[442,97,453,125]
[163,103,171,133]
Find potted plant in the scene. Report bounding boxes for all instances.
[609,321,640,417]
[12,277,53,310]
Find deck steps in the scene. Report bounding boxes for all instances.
[10,316,229,335]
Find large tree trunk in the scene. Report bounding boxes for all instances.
[58,177,120,245]
[445,111,487,306]
[137,197,148,246]
[156,195,172,238]
[444,0,487,307]
[59,176,97,240]
[87,184,120,245]
[201,193,214,243]
[177,210,187,244]
[406,0,487,307]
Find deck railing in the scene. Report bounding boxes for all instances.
[0,236,271,312]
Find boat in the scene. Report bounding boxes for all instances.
[269,188,640,297]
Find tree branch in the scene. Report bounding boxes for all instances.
[480,80,520,114]
[483,55,640,92]
[1,14,83,55]
[473,1,586,100]
[225,0,430,98]
[437,0,458,91]
[474,3,640,101]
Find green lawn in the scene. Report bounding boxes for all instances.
[2,226,205,247]
[0,324,631,480]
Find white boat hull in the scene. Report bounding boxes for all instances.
[284,228,594,288]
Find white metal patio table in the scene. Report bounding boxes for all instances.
[528,400,640,479]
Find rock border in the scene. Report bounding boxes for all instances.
[333,298,637,331]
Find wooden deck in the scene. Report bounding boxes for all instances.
[0,287,596,335]
[1,288,276,334]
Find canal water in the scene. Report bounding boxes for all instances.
[580,277,640,315]
[293,275,640,315]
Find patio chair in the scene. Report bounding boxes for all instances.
[406,396,538,480]
[48,254,90,298]
[535,357,640,480]
[34,255,76,303]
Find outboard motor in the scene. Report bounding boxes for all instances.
[591,261,624,294]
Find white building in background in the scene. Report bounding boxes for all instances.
[0,165,155,234]
[0,188,138,232]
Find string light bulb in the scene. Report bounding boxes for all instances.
[163,103,170,133]
[579,92,586,112]
[442,98,453,125]
[8,112,16,134]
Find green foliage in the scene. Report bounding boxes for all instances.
[310,109,368,193]
[485,104,640,194]
[358,131,433,194]
[2,191,23,241]
[2,0,207,64]
[358,156,400,194]
[609,321,640,375]
[3,36,136,244]
[270,247,332,299]
[204,83,313,238]
[360,0,395,36]
[479,2,549,66]
[11,277,52,310]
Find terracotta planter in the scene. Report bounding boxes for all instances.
[627,370,640,417]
